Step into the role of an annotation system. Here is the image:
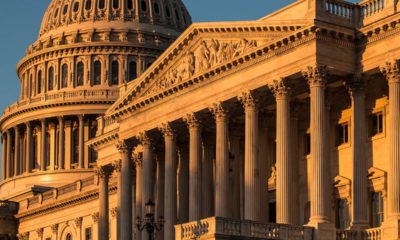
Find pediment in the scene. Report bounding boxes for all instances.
[106,21,305,116]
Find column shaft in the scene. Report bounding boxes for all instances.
[6,130,11,178]
[1,134,6,180]
[78,115,85,169]
[26,123,32,173]
[134,156,143,240]
[202,140,214,218]
[58,117,65,169]
[40,119,46,171]
[98,168,111,240]
[14,127,20,176]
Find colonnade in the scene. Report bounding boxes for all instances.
[0,115,95,181]
[94,64,400,239]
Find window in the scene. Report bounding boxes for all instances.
[66,233,73,240]
[63,4,69,15]
[336,199,350,230]
[33,135,38,169]
[54,8,59,18]
[337,123,349,146]
[165,6,171,17]
[46,132,51,167]
[85,227,92,240]
[72,127,79,165]
[127,0,133,10]
[85,0,92,10]
[76,62,84,87]
[153,2,160,14]
[93,61,101,85]
[110,61,119,85]
[175,9,180,21]
[48,67,54,91]
[371,192,384,227]
[37,70,42,94]
[73,1,80,12]
[305,133,311,155]
[30,74,34,96]
[370,112,384,137]
[128,61,137,82]
[269,200,276,223]
[99,0,105,9]
[62,64,69,88]
[113,0,119,9]
[141,0,147,12]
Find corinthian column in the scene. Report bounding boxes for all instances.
[209,102,230,218]
[381,61,400,219]
[96,166,113,240]
[78,115,85,169]
[40,119,46,171]
[6,130,11,178]
[116,140,134,240]
[303,66,330,225]
[345,77,368,228]
[58,117,65,170]
[184,113,202,222]
[133,154,143,240]
[26,122,32,173]
[1,134,6,180]
[159,123,177,240]
[238,91,261,221]
[14,127,20,176]
[269,80,292,224]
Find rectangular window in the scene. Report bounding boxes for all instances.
[337,123,349,146]
[371,192,384,227]
[305,133,311,155]
[370,112,384,137]
[336,199,350,230]
[85,227,92,240]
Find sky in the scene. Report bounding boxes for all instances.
[0,0,359,176]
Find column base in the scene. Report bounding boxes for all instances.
[307,222,335,240]
[382,218,400,240]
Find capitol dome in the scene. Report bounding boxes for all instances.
[0,0,192,199]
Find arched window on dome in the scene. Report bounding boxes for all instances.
[99,0,106,10]
[85,0,92,10]
[48,67,54,91]
[127,0,133,10]
[175,9,181,21]
[30,74,34,96]
[73,1,80,12]
[62,64,68,88]
[66,233,73,240]
[141,0,147,12]
[46,132,51,167]
[113,0,119,9]
[93,61,101,85]
[76,62,84,87]
[72,125,79,165]
[63,4,69,15]
[110,61,119,86]
[153,2,160,15]
[165,6,171,18]
[128,61,137,82]
[54,8,59,18]
[37,70,42,94]
[33,134,38,169]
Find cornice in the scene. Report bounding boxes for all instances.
[87,129,119,149]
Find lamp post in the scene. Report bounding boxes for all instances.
[136,200,164,240]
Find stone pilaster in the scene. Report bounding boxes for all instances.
[269,79,292,224]
[40,119,46,171]
[209,102,230,218]
[58,116,65,170]
[51,224,58,240]
[238,91,261,221]
[184,113,202,222]
[345,77,368,229]
[159,123,177,240]
[78,115,85,169]
[96,166,113,240]
[303,66,335,239]
[14,127,20,176]
[116,140,134,240]
[25,122,32,173]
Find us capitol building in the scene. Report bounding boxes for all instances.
[1,0,400,239]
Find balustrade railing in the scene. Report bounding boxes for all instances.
[175,217,313,240]
[336,230,358,240]
[363,227,382,240]
[336,228,383,240]
[324,0,354,19]
[360,0,385,18]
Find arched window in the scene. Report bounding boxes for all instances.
[141,0,147,11]
[99,0,105,9]
[93,60,101,85]
[72,127,79,164]
[175,9,180,21]
[62,64,68,88]
[128,61,137,82]
[110,61,119,85]
[54,8,59,18]
[63,4,69,15]
[46,132,51,167]
[37,70,42,94]
[165,6,171,17]
[113,0,119,9]
[73,1,80,12]
[127,0,133,10]
[76,62,84,87]
[153,2,160,14]
[85,0,92,10]
[33,134,38,169]
[48,67,54,91]
[30,74,34,96]
[66,233,73,240]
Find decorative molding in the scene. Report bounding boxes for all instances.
[238,90,259,110]
[302,65,328,88]
[110,207,119,218]
[380,60,400,84]
[75,217,83,228]
[333,175,352,203]
[368,167,387,198]
[268,78,291,100]
[209,102,229,120]
[92,212,100,223]
[51,224,59,234]
[158,122,176,137]
[183,113,201,130]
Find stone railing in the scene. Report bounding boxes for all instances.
[336,230,357,240]
[324,0,354,20]
[2,89,119,116]
[360,0,385,18]
[175,217,313,240]
[363,227,382,240]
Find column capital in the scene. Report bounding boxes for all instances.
[95,166,113,179]
[14,126,20,133]
[238,90,259,110]
[113,160,122,173]
[302,65,328,87]
[110,207,119,219]
[91,212,99,223]
[136,131,151,146]
[78,114,84,121]
[51,224,58,234]
[25,122,31,128]
[36,228,44,239]
[115,140,134,154]
[380,60,400,84]
[183,113,202,129]
[74,217,83,228]
[209,102,229,119]
[57,116,64,121]
[269,78,291,100]
[158,122,176,137]
[132,152,143,168]
[344,76,365,97]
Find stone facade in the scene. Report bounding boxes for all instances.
[1,0,400,240]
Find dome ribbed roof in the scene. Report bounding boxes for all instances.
[38,0,191,39]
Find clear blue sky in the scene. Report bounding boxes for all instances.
[0,1,359,177]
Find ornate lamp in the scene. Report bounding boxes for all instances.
[136,200,164,240]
